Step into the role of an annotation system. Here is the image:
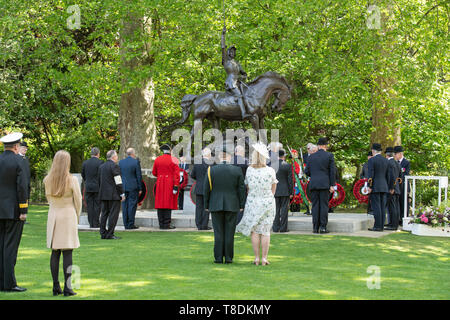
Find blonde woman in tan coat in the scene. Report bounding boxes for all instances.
[44,150,82,296]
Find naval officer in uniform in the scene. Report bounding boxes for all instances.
[0,132,29,292]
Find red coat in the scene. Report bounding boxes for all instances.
[152,154,180,209]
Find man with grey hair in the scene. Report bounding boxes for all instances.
[81,147,104,228]
[119,148,143,230]
[98,150,125,239]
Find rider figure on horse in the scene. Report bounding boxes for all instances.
[221,24,252,120]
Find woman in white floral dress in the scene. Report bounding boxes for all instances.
[236,143,278,266]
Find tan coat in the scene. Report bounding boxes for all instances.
[46,175,82,249]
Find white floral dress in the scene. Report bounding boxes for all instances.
[236,166,278,236]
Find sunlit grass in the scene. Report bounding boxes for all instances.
[0,205,449,300]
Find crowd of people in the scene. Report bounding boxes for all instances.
[0,131,411,296]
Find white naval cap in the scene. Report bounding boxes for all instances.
[0,132,23,145]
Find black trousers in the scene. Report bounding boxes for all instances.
[195,195,210,229]
[157,209,172,228]
[310,189,330,231]
[273,196,290,232]
[370,192,387,230]
[0,219,24,290]
[178,189,185,210]
[100,200,121,239]
[211,211,237,263]
[85,192,101,228]
[387,193,400,229]
[122,190,139,229]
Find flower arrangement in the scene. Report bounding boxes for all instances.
[411,205,450,228]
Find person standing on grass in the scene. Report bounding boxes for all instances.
[204,143,246,264]
[0,132,29,293]
[81,147,104,228]
[272,149,293,233]
[236,142,278,266]
[44,150,82,296]
[98,150,125,239]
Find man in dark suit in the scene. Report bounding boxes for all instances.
[119,148,142,230]
[385,147,401,230]
[360,151,373,215]
[304,138,336,234]
[204,144,246,264]
[81,147,104,228]
[272,149,294,233]
[232,144,248,224]
[18,142,31,201]
[394,146,410,224]
[190,147,212,230]
[367,143,394,231]
[98,150,125,239]
[0,132,28,292]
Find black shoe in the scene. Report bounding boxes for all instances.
[368,227,383,232]
[319,229,330,234]
[280,230,289,233]
[53,282,63,296]
[313,229,319,234]
[63,287,77,296]
[107,235,121,239]
[168,225,176,229]
[214,260,223,264]
[385,227,398,231]
[225,260,233,264]
[126,225,139,230]
[6,286,27,292]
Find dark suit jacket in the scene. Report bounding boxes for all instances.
[304,149,336,190]
[98,160,123,201]
[232,155,248,177]
[388,158,401,194]
[190,158,210,195]
[274,159,294,197]
[203,162,246,212]
[82,157,104,193]
[119,156,143,192]
[0,150,29,219]
[20,155,31,199]
[368,154,393,193]
[398,158,411,193]
[360,162,369,179]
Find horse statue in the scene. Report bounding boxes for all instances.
[176,71,291,144]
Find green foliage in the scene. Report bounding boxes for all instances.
[0,0,448,184]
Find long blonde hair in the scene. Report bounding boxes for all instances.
[44,150,71,197]
[250,149,267,169]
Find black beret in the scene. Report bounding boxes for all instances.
[317,137,328,146]
[394,146,404,153]
[371,143,382,151]
[385,146,394,153]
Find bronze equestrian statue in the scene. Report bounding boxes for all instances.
[176,26,291,143]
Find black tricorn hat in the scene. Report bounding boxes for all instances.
[317,137,328,146]
[160,144,172,151]
[385,146,394,153]
[371,143,382,151]
[394,146,404,153]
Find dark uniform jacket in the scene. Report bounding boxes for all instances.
[98,160,123,201]
[274,159,294,197]
[203,162,246,212]
[82,157,104,193]
[232,155,248,177]
[398,157,411,193]
[368,154,393,193]
[19,154,31,199]
[388,158,402,194]
[190,158,210,196]
[119,156,143,192]
[304,149,336,190]
[0,150,29,219]
[360,162,369,179]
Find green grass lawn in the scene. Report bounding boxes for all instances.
[1,205,449,300]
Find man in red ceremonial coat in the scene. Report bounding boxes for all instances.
[152,144,180,229]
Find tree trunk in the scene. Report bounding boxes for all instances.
[370,1,401,149]
[119,14,159,169]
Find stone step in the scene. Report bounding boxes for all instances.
[79,211,375,233]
